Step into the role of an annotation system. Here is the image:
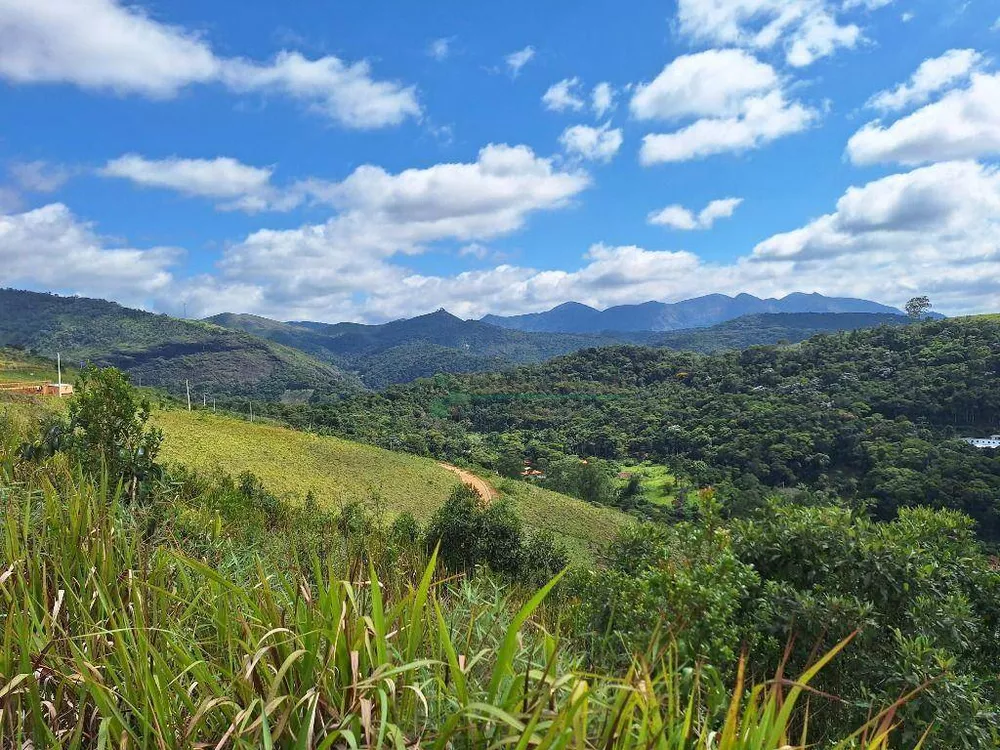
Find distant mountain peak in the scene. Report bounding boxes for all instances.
[481,292,902,334]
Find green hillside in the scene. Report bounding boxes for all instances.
[207,309,632,388]
[651,311,909,352]
[208,308,910,388]
[154,408,625,564]
[0,289,361,402]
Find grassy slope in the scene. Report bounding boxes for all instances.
[155,409,626,564]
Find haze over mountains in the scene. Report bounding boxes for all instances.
[482,293,904,333]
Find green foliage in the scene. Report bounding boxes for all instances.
[906,296,933,319]
[571,520,759,669]
[424,484,568,582]
[733,502,1000,748]
[0,417,903,749]
[67,365,163,499]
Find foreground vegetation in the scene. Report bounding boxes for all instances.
[1,378,916,748]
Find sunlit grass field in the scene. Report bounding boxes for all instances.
[619,462,677,506]
[155,409,628,565]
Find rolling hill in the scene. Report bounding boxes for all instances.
[207,309,631,388]
[482,292,905,333]
[0,289,361,402]
[208,308,912,388]
[649,311,910,352]
[154,408,626,564]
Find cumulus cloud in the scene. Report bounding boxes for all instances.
[100,155,277,206]
[866,49,985,112]
[674,0,862,67]
[630,49,777,121]
[172,160,997,321]
[648,197,743,229]
[592,82,615,117]
[640,91,817,164]
[505,46,535,77]
[542,77,585,112]
[0,203,178,304]
[847,72,1000,164]
[559,123,624,162]
[0,0,419,128]
[631,50,817,164]
[220,53,420,129]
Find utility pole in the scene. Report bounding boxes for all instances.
[186,380,191,411]
[249,400,254,423]
[203,394,207,407]
[213,398,216,413]
[57,353,62,396]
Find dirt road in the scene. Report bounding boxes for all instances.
[438,463,499,501]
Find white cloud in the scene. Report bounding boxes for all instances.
[542,77,585,112]
[866,49,984,112]
[0,0,420,128]
[159,143,591,320]
[847,72,1000,165]
[630,50,777,121]
[674,0,862,67]
[746,161,1000,314]
[11,161,999,321]
[428,37,452,61]
[901,11,914,22]
[97,154,309,212]
[640,90,817,163]
[631,50,816,164]
[219,53,420,129]
[505,46,535,77]
[559,123,624,163]
[8,161,71,193]
[592,82,615,117]
[0,203,178,303]
[101,155,271,199]
[649,197,743,229]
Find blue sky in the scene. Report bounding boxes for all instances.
[1,0,999,322]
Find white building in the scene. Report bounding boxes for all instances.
[963,435,1000,449]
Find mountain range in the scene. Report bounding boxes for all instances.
[481,293,904,333]
[1,288,915,397]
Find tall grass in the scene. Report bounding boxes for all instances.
[0,396,917,750]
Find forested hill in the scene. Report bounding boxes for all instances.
[0,289,362,401]
[267,316,1000,542]
[650,311,908,351]
[208,307,912,388]
[206,309,630,388]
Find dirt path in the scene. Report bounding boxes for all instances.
[438,463,499,502]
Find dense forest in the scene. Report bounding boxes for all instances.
[258,316,1000,542]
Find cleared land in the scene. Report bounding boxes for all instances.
[155,409,627,565]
